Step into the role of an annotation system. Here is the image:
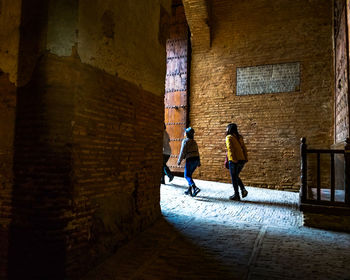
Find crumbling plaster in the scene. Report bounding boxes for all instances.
[77,0,170,96]
[0,0,21,84]
[3,0,171,95]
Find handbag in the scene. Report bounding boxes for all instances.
[224,154,229,169]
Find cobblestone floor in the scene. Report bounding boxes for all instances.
[83,177,350,280]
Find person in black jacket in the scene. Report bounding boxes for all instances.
[162,123,174,184]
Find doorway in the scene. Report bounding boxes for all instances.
[164,0,191,175]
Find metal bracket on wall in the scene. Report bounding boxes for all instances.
[165,89,187,93]
[165,122,186,125]
[165,105,187,109]
[168,165,185,168]
[166,72,187,77]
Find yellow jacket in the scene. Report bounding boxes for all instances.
[226,134,248,163]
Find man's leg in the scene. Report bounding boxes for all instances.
[163,154,174,181]
[161,154,169,184]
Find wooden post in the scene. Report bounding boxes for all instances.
[300,137,307,202]
[345,138,350,205]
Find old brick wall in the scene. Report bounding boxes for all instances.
[0,0,21,278]
[70,55,164,273]
[67,1,171,276]
[0,73,16,280]
[10,55,74,279]
[3,0,171,279]
[188,0,334,190]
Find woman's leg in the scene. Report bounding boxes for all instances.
[237,163,248,197]
[236,163,245,190]
[228,161,240,199]
[184,159,197,186]
[184,158,201,196]
[184,160,195,195]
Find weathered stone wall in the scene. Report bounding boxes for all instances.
[0,0,21,83]
[188,0,334,190]
[3,0,171,278]
[77,0,170,96]
[335,0,349,143]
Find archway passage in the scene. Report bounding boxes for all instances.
[164,0,190,173]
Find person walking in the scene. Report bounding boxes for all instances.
[225,123,248,201]
[162,124,174,184]
[177,127,201,197]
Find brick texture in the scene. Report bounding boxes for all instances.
[8,53,164,279]
[1,0,170,277]
[189,0,334,190]
[0,72,16,280]
[71,55,164,276]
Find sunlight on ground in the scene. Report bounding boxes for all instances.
[160,177,303,228]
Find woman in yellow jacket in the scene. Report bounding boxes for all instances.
[226,123,248,201]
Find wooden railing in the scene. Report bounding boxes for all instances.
[300,137,350,207]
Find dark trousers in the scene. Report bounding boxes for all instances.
[228,161,246,195]
[162,154,173,182]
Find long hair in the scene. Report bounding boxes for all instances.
[226,123,240,138]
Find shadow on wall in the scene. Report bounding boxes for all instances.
[9,66,69,279]
[8,1,68,278]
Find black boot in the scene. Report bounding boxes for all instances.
[229,194,240,201]
[192,185,201,197]
[184,186,192,196]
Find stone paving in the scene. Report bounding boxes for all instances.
[83,177,350,280]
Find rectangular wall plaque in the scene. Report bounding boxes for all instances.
[236,62,300,95]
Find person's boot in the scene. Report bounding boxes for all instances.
[184,186,192,196]
[169,174,174,182]
[241,188,248,198]
[192,185,201,197]
[229,194,241,201]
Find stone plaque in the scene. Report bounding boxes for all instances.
[236,62,300,95]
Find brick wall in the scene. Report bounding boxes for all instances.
[71,55,164,275]
[9,53,164,280]
[9,55,75,279]
[4,0,170,278]
[0,1,21,275]
[0,72,16,280]
[188,0,334,190]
